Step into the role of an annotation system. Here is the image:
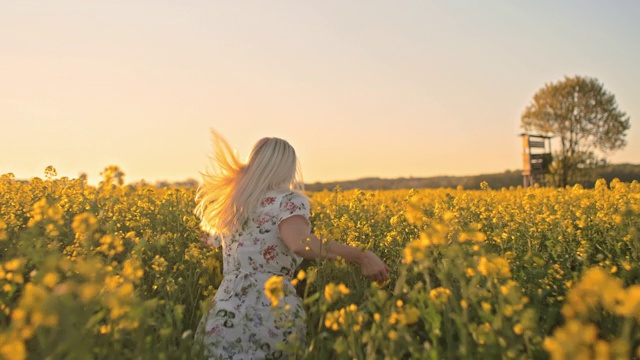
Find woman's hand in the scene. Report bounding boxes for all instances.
[358,250,391,282]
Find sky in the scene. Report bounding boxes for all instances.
[1,1,639,184]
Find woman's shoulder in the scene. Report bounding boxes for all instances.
[264,189,307,199]
[262,190,309,208]
[281,190,308,200]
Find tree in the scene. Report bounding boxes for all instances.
[44,165,57,180]
[100,165,126,187]
[521,75,630,187]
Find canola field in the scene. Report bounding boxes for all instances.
[1,171,639,359]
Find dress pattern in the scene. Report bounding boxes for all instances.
[198,191,310,359]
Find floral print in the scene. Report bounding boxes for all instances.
[198,191,310,359]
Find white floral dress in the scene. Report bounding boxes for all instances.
[198,191,310,360]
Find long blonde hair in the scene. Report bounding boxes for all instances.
[195,130,303,236]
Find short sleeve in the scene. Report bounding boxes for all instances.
[277,192,311,228]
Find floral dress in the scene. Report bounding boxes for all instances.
[198,191,310,360]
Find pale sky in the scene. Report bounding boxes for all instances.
[1,1,639,184]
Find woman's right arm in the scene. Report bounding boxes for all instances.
[279,215,391,282]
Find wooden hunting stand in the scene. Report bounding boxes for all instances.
[520,133,553,188]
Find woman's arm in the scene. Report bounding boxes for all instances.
[279,215,391,282]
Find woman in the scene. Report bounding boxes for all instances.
[195,130,390,359]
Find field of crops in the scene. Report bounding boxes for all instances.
[1,171,639,359]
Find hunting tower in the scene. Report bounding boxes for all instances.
[520,133,552,188]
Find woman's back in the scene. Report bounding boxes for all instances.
[199,190,309,359]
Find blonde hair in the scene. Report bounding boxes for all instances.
[195,130,303,236]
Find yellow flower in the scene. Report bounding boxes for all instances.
[11,308,26,325]
[403,247,414,264]
[0,220,7,241]
[465,268,476,277]
[79,283,101,303]
[42,272,59,288]
[104,275,122,291]
[296,269,306,281]
[109,304,130,320]
[429,287,451,302]
[4,259,22,272]
[71,212,98,235]
[477,256,511,279]
[477,257,489,276]
[338,283,350,295]
[594,340,610,360]
[481,302,491,312]
[401,306,420,325]
[500,285,509,295]
[614,285,640,317]
[324,282,350,303]
[429,287,452,309]
[122,259,143,282]
[264,275,284,307]
[388,312,398,325]
[388,330,399,341]
[513,323,524,335]
[324,312,335,329]
[503,305,514,317]
[0,338,26,360]
[116,282,134,298]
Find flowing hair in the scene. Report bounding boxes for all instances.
[195,130,304,237]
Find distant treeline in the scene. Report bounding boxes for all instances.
[303,163,640,191]
[119,163,640,190]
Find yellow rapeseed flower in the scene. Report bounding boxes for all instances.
[264,275,284,307]
[4,259,22,272]
[481,302,491,312]
[324,282,350,303]
[400,306,420,325]
[104,275,122,291]
[403,247,414,264]
[122,258,144,282]
[465,268,476,277]
[614,285,640,317]
[513,323,523,335]
[11,308,26,325]
[42,272,59,288]
[0,338,26,360]
[296,269,306,281]
[117,282,134,298]
[0,220,7,241]
[338,283,350,295]
[79,283,101,303]
[71,212,98,239]
[429,287,452,309]
[477,257,489,276]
